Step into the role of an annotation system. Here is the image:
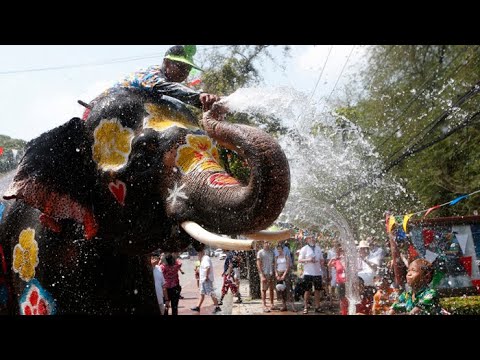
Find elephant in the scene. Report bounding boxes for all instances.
[0,87,291,315]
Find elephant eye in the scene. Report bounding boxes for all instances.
[132,132,160,152]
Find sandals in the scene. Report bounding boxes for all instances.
[280,307,287,312]
[263,308,271,313]
[303,308,308,314]
[314,308,322,313]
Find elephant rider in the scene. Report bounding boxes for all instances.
[82,45,219,120]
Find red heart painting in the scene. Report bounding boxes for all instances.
[108,180,127,206]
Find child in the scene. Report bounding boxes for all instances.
[194,259,201,288]
[372,273,399,315]
[328,244,347,315]
[389,258,441,315]
[355,276,374,315]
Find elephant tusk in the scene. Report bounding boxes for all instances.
[181,221,254,251]
[243,229,293,242]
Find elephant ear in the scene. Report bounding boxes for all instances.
[3,118,98,239]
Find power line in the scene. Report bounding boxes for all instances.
[376,46,473,153]
[320,45,355,114]
[382,46,479,162]
[384,53,480,166]
[334,80,480,202]
[382,79,480,173]
[308,45,333,101]
[0,45,235,76]
[364,45,395,94]
[0,52,165,75]
[292,46,334,130]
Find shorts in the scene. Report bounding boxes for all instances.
[303,275,323,292]
[261,274,275,291]
[200,279,215,296]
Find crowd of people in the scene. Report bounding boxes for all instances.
[150,230,447,315]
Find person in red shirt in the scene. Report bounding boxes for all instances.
[160,253,182,315]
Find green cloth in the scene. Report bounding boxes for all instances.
[391,286,441,315]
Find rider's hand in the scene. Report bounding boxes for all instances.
[200,93,220,111]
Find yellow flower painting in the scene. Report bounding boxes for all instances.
[13,228,39,282]
[176,134,223,174]
[92,119,134,171]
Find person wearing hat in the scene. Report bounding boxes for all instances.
[115,45,219,111]
[357,240,381,286]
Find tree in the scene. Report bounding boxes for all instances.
[0,134,26,174]
[332,46,480,233]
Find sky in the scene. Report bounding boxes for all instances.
[0,45,366,141]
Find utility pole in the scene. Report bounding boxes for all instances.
[246,249,261,299]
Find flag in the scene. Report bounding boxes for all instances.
[0,147,3,156]
[188,78,201,87]
[423,205,441,219]
[449,194,468,206]
[387,215,396,233]
[403,213,413,232]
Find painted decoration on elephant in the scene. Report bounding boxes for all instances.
[92,119,134,171]
[176,134,223,174]
[167,182,188,206]
[0,202,5,222]
[207,173,240,188]
[19,279,56,315]
[0,244,8,307]
[108,180,127,206]
[13,228,39,282]
[144,103,199,132]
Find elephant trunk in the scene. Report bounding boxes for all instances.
[186,106,290,235]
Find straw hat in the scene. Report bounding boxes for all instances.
[357,240,370,249]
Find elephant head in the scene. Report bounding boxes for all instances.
[0,86,290,314]
[4,87,290,254]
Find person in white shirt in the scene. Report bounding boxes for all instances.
[298,234,324,314]
[151,254,168,315]
[274,244,291,311]
[191,249,221,314]
[357,240,382,286]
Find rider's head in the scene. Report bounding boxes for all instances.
[163,45,202,83]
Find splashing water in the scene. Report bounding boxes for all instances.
[222,86,416,314]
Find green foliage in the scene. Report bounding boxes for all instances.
[0,134,26,174]
[200,46,290,179]
[339,45,480,229]
[219,149,250,184]
[199,45,290,97]
[0,134,26,149]
[441,295,480,315]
